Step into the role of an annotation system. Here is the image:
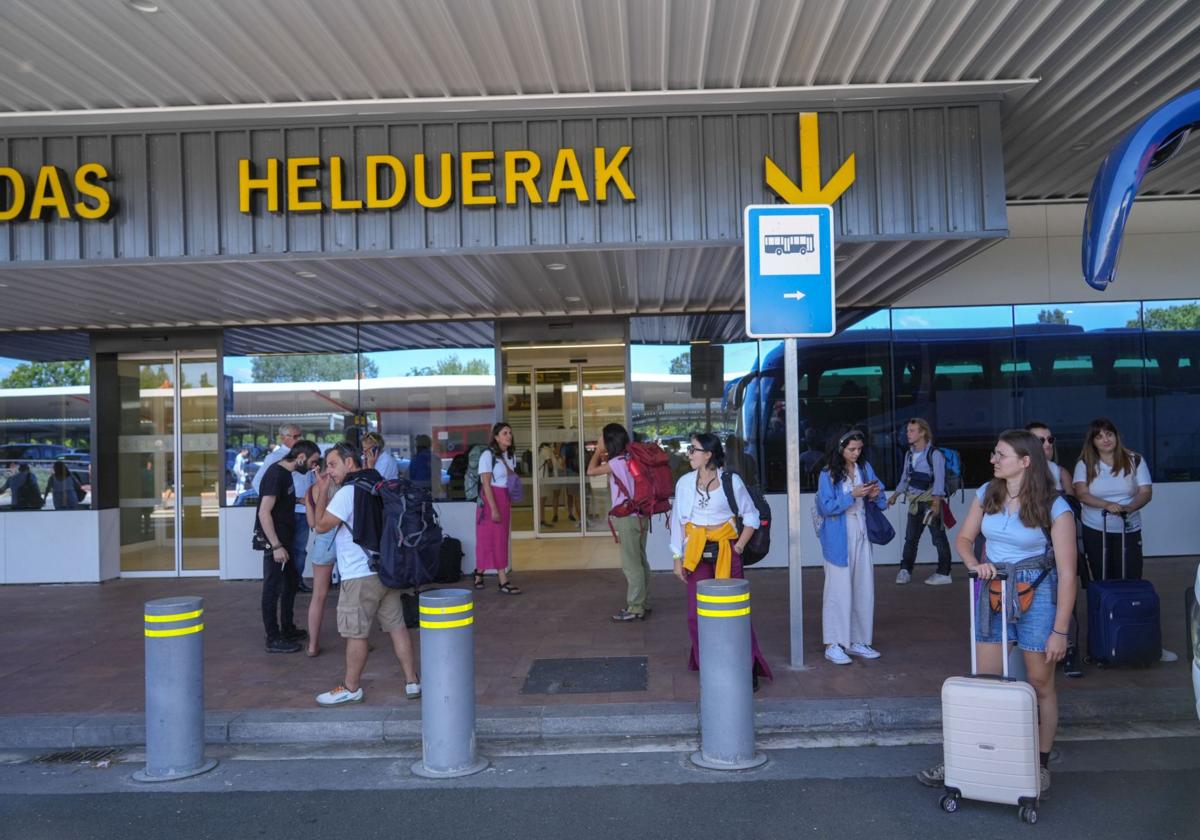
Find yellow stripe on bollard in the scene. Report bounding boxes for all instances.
[696,592,750,604]
[419,603,473,615]
[144,609,204,623]
[696,607,751,618]
[145,623,205,638]
[419,617,474,629]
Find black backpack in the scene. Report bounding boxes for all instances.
[372,477,443,589]
[721,471,771,566]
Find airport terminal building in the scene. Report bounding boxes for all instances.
[1,1,1199,584]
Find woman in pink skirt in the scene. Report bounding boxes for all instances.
[474,422,523,594]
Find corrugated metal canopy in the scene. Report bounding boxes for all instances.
[0,0,1196,200]
[0,239,993,331]
[0,0,1195,332]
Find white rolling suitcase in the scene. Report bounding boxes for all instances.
[938,571,1041,824]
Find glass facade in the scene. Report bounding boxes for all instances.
[223,322,495,505]
[0,333,91,510]
[634,301,1200,493]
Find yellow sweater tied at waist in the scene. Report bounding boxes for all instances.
[683,520,739,579]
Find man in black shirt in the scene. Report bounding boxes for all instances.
[257,440,320,653]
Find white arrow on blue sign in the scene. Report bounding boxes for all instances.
[743,205,836,338]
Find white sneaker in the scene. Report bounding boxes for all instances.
[405,682,422,699]
[316,684,364,706]
[825,644,852,665]
[1160,648,1179,663]
[848,643,881,659]
[895,569,911,585]
[924,572,953,586]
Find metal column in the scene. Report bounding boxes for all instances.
[411,588,488,779]
[785,337,806,668]
[133,595,217,782]
[690,578,767,770]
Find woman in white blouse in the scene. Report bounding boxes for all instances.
[669,432,773,687]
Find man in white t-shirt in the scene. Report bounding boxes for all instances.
[311,443,420,706]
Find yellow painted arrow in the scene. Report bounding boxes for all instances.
[764,113,856,204]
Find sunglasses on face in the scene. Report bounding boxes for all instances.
[1034,435,1055,444]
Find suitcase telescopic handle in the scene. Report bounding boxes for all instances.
[968,570,1009,678]
[1101,509,1130,579]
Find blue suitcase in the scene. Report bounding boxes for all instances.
[1086,511,1161,667]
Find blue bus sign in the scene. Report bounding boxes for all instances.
[743,205,836,338]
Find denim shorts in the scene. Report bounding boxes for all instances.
[974,569,1058,653]
[307,529,337,566]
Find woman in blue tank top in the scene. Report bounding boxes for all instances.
[917,429,1077,796]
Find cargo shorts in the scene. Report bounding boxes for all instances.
[336,574,407,639]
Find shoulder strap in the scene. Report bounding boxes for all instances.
[721,471,741,521]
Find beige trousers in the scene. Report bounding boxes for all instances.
[822,509,875,647]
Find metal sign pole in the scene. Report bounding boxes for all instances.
[743,203,835,671]
[785,337,805,669]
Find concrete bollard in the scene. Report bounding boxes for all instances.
[690,578,767,771]
[411,588,488,779]
[132,596,217,782]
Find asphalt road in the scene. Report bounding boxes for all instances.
[2,734,1198,840]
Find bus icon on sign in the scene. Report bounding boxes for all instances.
[764,233,815,256]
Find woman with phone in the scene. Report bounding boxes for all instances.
[815,429,887,665]
[302,455,338,657]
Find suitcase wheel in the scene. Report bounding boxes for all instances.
[1019,805,1039,824]
[939,794,959,813]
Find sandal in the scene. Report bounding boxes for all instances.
[498,581,522,595]
[473,572,485,589]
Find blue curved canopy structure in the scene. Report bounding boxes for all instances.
[1082,88,1200,291]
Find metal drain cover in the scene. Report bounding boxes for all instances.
[521,656,648,695]
[34,748,123,764]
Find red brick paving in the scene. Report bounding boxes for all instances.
[0,559,1193,714]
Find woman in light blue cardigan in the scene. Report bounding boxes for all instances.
[816,429,886,665]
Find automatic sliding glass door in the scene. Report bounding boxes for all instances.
[118,351,220,576]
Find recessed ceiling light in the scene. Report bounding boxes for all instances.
[294,270,317,279]
[545,262,567,271]
[364,303,379,309]
[0,282,8,288]
[125,1,160,12]
[564,296,581,302]
[1069,142,1090,152]
[835,254,850,262]
[111,311,126,316]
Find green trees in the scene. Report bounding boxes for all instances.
[250,354,378,383]
[0,361,89,388]
[1135,303,1200,330]
[405,355,491,376]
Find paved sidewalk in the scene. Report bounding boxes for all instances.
[0,558,1194,747]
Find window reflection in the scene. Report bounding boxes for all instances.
[1015,302,1147,478]
[0,334,92,511]
[634,299,1200,493]
[1142,299,1200,480]
[222,324,496,505]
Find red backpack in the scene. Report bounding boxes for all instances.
[607,442,674,537]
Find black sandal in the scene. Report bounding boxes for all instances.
[473,572,485,590]
[498,581,522,595]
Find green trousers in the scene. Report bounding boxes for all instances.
[613,514,651,614]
